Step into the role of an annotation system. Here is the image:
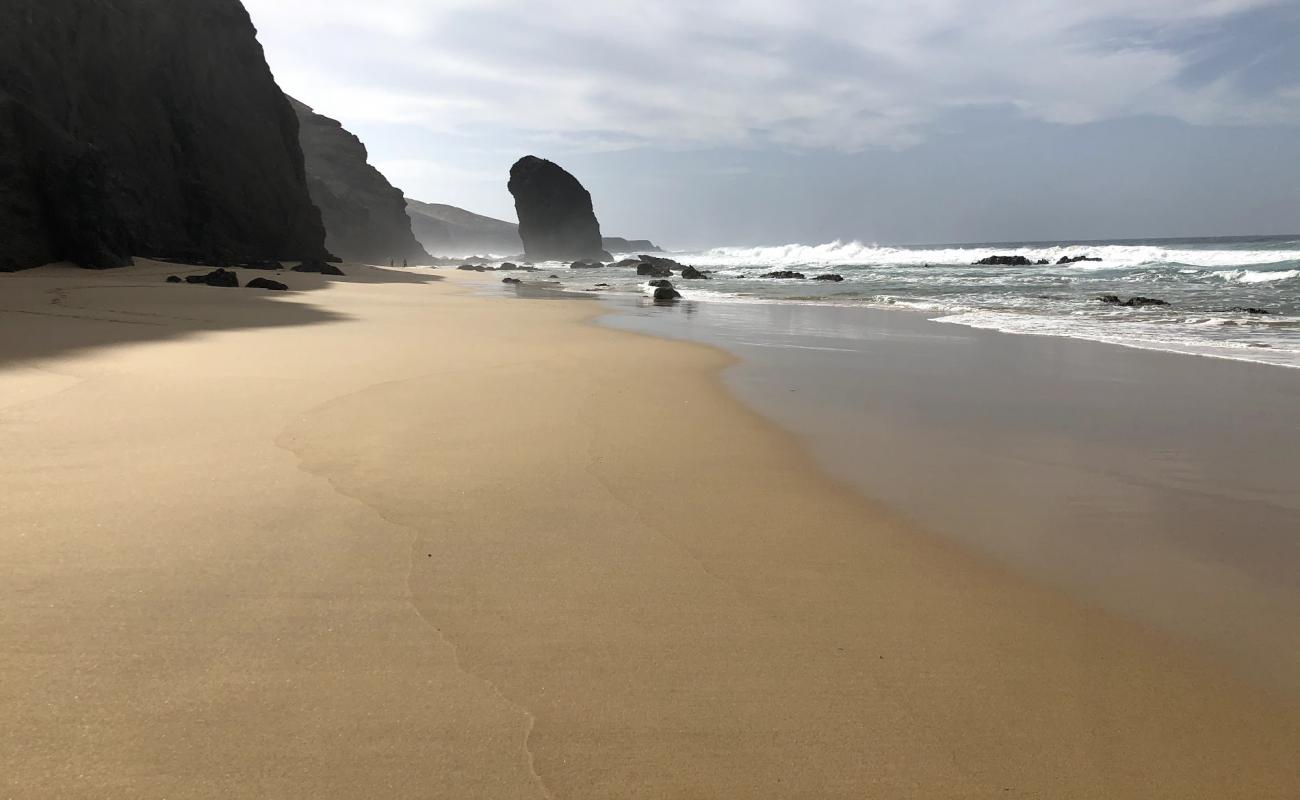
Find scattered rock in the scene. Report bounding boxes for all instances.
[548,274,559,278]
[813,274,844,282]
[246,277,287,291]
[1058,255,1102,264]
[165,275,182,283]
[239,259,283,270]
[612,258,644,269]
[458,264,488,272]
[502,277,521,284]
[762,270,806,279]
[1227,306,1272,315]
[499,262,519,270]
[680,265,710,280]
[185,268,239,288]
[648,279,674,288]
[594,283,609,288]
[1099,294,1168,307]
[975,255,1034,266]
[653,286,682,301]
[637,262,673,278]
[292,259,345,276]
[570,259,603,269]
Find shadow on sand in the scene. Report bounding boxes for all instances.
[0,259,443,367]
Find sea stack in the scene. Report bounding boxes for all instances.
[289,97,429,265]
[0,0,329,272]
[507,156,610,262]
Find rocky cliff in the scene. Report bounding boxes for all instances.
[507,156,609,261]
[0,0,329,272]
[289,98,428,265]
[405,199,524,256]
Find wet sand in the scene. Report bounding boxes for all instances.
[604,299,1300,697]
[1,262,1297,798]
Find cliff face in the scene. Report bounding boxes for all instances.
[289,98,428,265]
[405,199,524,256]
[0,0,329,272]
[507,156,609,261]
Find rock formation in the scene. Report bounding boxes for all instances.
[289,97,428,265]
[507,156,609,262]
[602,237,662,254]
[0,0,329,272]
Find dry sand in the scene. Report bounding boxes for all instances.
[1,261,1296,798]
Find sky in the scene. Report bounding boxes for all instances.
[242,0,1300,249]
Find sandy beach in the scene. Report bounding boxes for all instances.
[2,261,1297,798]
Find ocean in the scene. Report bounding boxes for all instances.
[553,234,1300,368]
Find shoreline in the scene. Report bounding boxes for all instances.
[2,262,1297,796]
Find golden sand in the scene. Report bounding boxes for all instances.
[1,261,1296,798]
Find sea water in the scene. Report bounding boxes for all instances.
[543,234,1300,368]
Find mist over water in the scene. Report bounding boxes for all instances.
[553,235,1300,368]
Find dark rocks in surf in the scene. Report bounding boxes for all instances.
[648,279,674,288]
[292,260,345,276]
[975,255,1034,266]
[637,262,673,278]
[246,277,288,291]
[762,270,806,279]
[508,156,609,262]
[653,286,682,301]
[570,259,603,269]
[502,276,522,284]
[680,265,710,280]
[1098,294,1168,307]
[185,268,240,288]
[813,274,845,282]
[1058,255,1102,264]
[166,275,182,283]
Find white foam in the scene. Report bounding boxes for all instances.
[1211,268,1300,284]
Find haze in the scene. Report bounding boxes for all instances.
[243,0,1300,249]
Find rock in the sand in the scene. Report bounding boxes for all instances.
[166,275,182,284]
[1058,255,1102,264]
[762,270,806,279]
[594,283,609,288]
[1099,294,1168,307]
[246,277,288,291]
[570,259,603,269]
[508,155,609,262]
[502,277,522,284]
[653,286,682,301]
[292,260,345,276]
[500,262,519,270]
[239,259,283,270]
[458,264,488,272]
[813,274,845,282]
[680,265,710,280]
[185,268,240,288]
[0,0,331,272]
[548,274,559,278]
[648,279,674,289]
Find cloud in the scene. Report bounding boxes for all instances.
[245,0,1300,151]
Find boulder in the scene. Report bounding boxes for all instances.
[762,270,806,279]
[612,258,645,269]
[239,259,283,270]
[507,156,609,261]
[570,259,604,269]
[637,263,673,278]
[185,268,239,288]
[457,264,488,272]
[653,286,682,301]
[1058,255,1102,265]
[165,275,182,283]
[648,279,674,288]
[502,277,521,284]
[813,274,845,282]
[1099,294,1168,307]
[292,260,345,276]
[680,265,710,280]
[974,255,1033,266]
[246,277,287,291]
[500,262,519,270]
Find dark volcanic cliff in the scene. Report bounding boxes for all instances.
[289,98,428,265]
[0,0,329,272]
[507,156,609,261]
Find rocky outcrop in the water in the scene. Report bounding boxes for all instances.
[974,255,1049,266]
[0,0,329,272]
[508,156,610,262]
[289,98,428,265]
[1058,255,1102,264]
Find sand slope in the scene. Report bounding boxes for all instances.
[1,262,1296,798]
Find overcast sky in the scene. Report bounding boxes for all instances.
[242,0,1300,249]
